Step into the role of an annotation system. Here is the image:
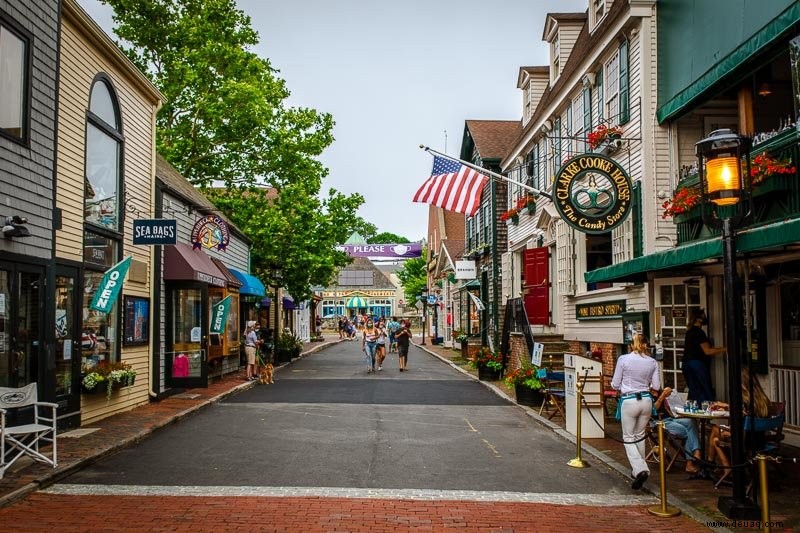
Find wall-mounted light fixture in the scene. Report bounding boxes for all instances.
[757,82,772,97]
[2,215,31,238]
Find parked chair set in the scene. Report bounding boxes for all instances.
[0,383,58,479]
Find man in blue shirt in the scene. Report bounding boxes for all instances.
[387,316,401,353]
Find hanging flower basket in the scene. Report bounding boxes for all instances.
[588,124,623,151]
[750,153,796,197]
[662,187,701,220]
[81,361,137,400]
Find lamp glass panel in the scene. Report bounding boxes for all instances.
[706,156,740,205]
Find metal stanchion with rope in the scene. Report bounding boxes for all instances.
[647,420,681,517]
[567,370,589,468]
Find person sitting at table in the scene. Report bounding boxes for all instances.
[707,366,771,482]
[653,387,703,473]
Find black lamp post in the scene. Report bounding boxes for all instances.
[420,287,428,345]
[696,129,758,519]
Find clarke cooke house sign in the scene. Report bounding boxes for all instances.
[552,153,633,234]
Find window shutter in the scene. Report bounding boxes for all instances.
[523,247,550,325]
[554,117,562,173]
[556,221,574,296]
[595,68,603,123]
[501,251,512,304]
[583,87,592,134]
[619,40,630,124]
[633,181,642,257]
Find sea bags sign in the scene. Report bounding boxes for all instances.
[133,219,177,245]
[552,153,632,234]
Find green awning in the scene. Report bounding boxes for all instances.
[346,296,368,308]
[657,2,800,123]
[585,218,800,284]
[461,279,481,289]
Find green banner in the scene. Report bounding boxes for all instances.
[89,256,132,313]
[210,295,232,334]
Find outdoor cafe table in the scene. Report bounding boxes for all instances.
[673,406,730,477]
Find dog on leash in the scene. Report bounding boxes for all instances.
[259,362,274,384]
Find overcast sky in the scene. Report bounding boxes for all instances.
[77,0,586,242]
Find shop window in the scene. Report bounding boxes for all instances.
[585,232,612,291]
[551,34,560,80]
[82,270,119,370]
[0,16,30,143]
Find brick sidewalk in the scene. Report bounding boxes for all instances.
[0,337,340,507]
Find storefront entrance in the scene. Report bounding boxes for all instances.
[0,261,44,390]
[654,278,707,391]
[54,265,82,428]
[166,285,209,388]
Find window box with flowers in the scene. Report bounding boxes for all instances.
[81,361,137,400]
[513,194,537,215]
[469,347,504,381]
[662,186,702,223]
[500,207,520,225]
[750,152,796,198]
[588,124,623,154]
[504,363,544,407]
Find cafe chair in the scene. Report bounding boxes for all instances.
[539,371,566,420]
[645,421,687,472]
[0,383,58,479]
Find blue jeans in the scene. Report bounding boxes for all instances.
[364,341,377,369]
[663,417,701,459]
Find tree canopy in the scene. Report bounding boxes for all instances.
[366,232,411,244]
[102,0,375,299]
[395,253,427,303]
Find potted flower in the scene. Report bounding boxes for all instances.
[469,347,504,381]
[749,153,795,194]
[662,186,701,220]
[504,363,544,407]
[588,124,623,151]
[81,360,137,400]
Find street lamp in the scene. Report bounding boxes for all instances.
[420,287,428,345]
[696,128,758,519]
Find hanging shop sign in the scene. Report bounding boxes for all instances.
[455,260,477,279]
[334,243,422,258]
[575,299,627,320]
[89,256,132,313]
[210,295,232,334]
[133,219,177,245]
[552,153,633,235]
[191,215,230,251]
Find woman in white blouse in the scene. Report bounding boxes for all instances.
[611,334,661,490]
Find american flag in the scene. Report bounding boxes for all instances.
[412,155,489,216]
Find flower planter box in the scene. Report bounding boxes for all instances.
[752,174,793,198]
[514,384,544,407]
[81,375,136,395]
[673,204,704,224]
[510,216,519,226]
[526,204,536,215]
[478,366,502,381]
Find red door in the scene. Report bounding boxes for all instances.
[523,248,549,325]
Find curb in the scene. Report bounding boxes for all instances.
[414,342,728,532]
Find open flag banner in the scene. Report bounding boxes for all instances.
[89,256,132,313]
[210,295,232,334]
[468,291,486,312]
[413,155,489,216]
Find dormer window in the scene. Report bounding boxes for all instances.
[551,35,560,79]
[591,0,606,28]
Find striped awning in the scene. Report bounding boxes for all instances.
[346,296,367,308]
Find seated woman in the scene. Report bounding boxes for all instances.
[707,367,771,482]
[654,387,703,473]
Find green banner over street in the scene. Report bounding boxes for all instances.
[210,295,232,334]
[89,256,132,313]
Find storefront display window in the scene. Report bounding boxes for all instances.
[84,79,121,231]
[55,276,74,396]
[171,288,203,379]
[82,270,119,372]
[84,229,117,268]
[226,292,240,346]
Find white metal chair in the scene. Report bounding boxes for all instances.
[0,383,58,479]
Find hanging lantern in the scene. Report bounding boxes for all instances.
[695,128,752,207]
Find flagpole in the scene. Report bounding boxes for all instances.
[420,145,552,200]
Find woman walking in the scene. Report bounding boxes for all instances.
[611,334,660,489]
[376,318,388,371]
[362,319,379,373]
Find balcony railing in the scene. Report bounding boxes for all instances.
[674,128,800,245]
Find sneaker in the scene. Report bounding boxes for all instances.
[631,471,649,490]
[378,366,382,371]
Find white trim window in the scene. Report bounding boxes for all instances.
[604,50,620,123]
[591,0,606,29]
[551,34,560,80]
[0,17,28,142]
[526,80,534,122]
[611,216,634,265]
[556,220,574,296]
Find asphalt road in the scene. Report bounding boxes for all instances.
[63,340,633,495]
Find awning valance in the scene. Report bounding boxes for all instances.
[282,296,296,310]
[163,243,226,287]
[260,297,271,307]
[211,258,243,289]
[585,218,800,284]
[461,279,481,289]
[346,296,367,308]
[229,268,266,297]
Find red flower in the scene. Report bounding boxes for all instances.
[662,187,701,219]
[750,153,796,186]
[588,124,623,150]
[500,207,520,221]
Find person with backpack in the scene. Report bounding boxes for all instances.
[387,316,400,353]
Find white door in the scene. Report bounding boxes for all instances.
[654,278,706,392]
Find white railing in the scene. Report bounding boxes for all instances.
[771,366,800,428]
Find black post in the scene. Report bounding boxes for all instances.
[421,300,427,345]
[718,218,759,519]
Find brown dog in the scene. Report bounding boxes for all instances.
[259,363,274,384]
